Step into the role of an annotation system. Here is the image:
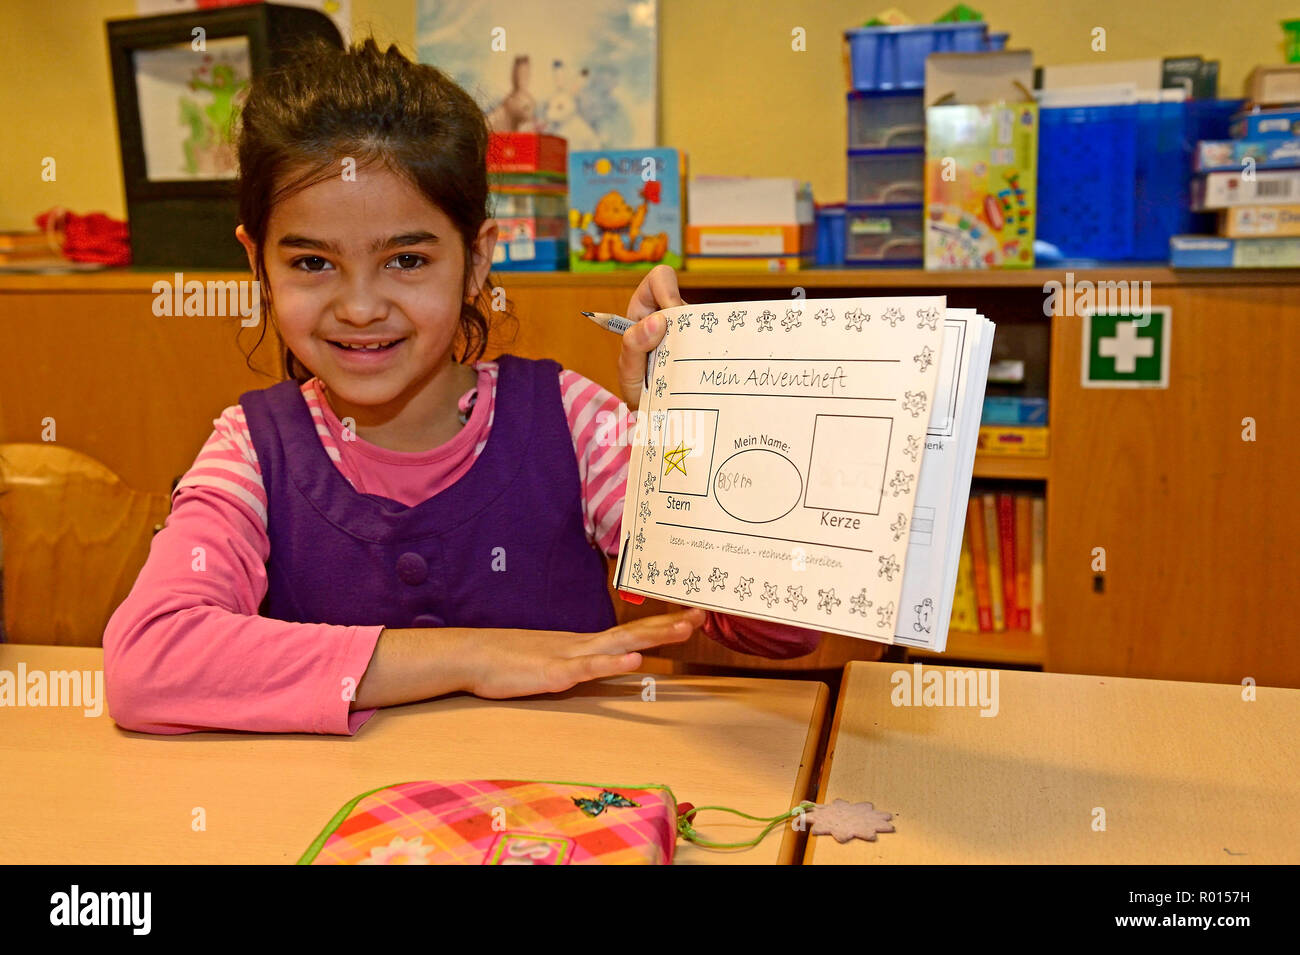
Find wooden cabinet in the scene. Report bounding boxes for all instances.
[2,267,1296,685]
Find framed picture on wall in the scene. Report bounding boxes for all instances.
[106,3,343,266]
[131,34,252,183]
[416,0,658,149]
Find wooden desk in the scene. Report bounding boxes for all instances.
[807,661,1300,864]
[0,646,827,865]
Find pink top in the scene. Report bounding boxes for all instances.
[102,362,821,735]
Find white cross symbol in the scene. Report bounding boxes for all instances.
[1098,321,1154,374]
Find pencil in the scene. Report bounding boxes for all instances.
[580,310,635,335]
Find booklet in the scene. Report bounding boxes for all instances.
[613,295,993,646]
[889,308,994,651]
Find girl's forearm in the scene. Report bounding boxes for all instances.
[351,627,478,709]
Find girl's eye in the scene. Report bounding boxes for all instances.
[292,256,331,272]
[387,253,427,271]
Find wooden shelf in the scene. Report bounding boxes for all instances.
[907,628,1045,667]
[972,454,1050,480]
[5,265,1300,293]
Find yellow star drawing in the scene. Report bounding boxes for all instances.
[663,441,691,476]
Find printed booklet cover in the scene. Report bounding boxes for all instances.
[613,295,993,647]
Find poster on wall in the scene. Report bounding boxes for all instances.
[416,0,657,149]
[132,36,251,181]
[134,0,352,43]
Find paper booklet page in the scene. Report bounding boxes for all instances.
[891,308,994,652]
[614,296,949,643]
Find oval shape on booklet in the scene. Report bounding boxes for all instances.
[713,449,802,524]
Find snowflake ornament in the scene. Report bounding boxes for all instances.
[805,799,895,844]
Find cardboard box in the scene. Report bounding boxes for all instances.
[1194,138,1300,172]
[1246,65,1300,108]
[689,177,813,226]
[685,223,815,256]
[1230,107,1300,139]
[1220,204,1300,237]
[1170,234,1300,267]
[1192,170,1300,208]
[977,425,1049,457]
[925,102,1038,269]
[487,133,568,174]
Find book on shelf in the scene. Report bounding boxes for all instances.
[1031,496,1046,636]
[950,537,978,632]
[568,148,686,272]
[952,491,1045,634]
[612,295,994,653]
[966,497,994,632]
[997,493,1017,629]
[1014,494,1033,631]
[981,494,1006,632]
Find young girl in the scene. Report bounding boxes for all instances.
[103,37,820,735]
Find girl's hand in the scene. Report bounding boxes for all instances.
[617,264,686,410]
[463,608,704,699]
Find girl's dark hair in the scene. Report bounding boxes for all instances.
[237,35,514,381]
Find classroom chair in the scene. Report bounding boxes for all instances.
[0,443,169,645]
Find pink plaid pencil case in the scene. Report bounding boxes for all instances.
[298,780,683,865]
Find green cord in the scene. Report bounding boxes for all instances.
[676,800,819,849]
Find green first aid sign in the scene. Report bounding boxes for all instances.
[1082,308,1170,388]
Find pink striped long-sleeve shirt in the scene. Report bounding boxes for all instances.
[103,362,820,735]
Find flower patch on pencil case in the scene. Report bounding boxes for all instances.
[297,780,679,865]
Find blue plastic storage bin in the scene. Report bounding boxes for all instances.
[1036,105,1140,261]
[843,203,924,264]
[848,90,926,148]
[1037,99,1243,262]
[815,204,846,267]
[846,22,989,91]
[848,147,925,204]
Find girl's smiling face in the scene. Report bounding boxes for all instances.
[237,163,496,441]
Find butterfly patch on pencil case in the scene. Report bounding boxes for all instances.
[298,780,678,865]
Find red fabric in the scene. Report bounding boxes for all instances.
[702,611,822,660]
[34,209,130,266]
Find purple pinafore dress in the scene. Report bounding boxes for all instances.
[239,354,618,633]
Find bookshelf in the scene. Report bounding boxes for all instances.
[909,628,1043,667]
[1,266,1297,686]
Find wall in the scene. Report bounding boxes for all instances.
[0,0,1294,231]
